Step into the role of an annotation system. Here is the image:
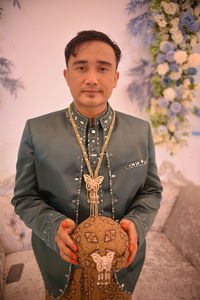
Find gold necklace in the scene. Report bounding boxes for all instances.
[68,106,116,216]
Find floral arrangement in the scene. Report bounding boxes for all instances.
[127,0,200,154]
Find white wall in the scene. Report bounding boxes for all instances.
[0,0,200,184]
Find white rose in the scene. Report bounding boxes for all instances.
[174,50,188,64]
[172,31,184,44]
[188,53,200,67]
[157,63,169,75]
[161,2,179,15]
[163,88,176,101]
[169,70,182,80]
[194,6,200,17]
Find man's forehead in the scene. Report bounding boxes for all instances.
[70,41,116,61]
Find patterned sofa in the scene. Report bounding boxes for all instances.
[0,162,200,300]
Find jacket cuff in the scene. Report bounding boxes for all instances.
[42,212,67,253]
[124,214,146,250]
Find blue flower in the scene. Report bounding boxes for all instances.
[161,42,174,53]
[180,12,200,33]
[169,62,179,71]
[170,102,182,113]
[159,97,169,108]
[156,53,165,64]
[187,68,197,75]
[162,77,171,87]
[165,51,175,63]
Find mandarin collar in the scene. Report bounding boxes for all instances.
[69,102,114,131]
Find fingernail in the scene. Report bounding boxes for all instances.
[121,224,127,230]
[61,221,68,228]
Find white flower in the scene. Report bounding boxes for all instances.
[174,50,188,64]
[190,35,198,47]
[157,63,169,76]
[163,88,176,101]
[194,6,200,17]
[169,70,182,80]
[188,53,200,67]
[171,31,184,44]
[161,2,179,15]
[154,14,167,27]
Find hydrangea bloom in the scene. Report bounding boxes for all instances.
[180,12,200,33]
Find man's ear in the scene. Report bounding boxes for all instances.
[63,69,69,85]
[113,71,119,88]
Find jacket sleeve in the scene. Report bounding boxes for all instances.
[11,120,67,253]
[124,122,163,249]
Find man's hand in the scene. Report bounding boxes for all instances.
[120,219,138,267]
[55,218,78,265]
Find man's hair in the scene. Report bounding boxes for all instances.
[64,30,121,69]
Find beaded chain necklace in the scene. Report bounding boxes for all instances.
[68,106,116,216]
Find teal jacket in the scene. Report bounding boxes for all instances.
[12,107,162,298]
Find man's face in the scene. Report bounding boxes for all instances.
[64,41,119,115]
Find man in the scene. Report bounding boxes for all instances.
[12,30,162,300]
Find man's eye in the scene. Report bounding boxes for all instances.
[76,66,86,71]
[99,67,108,72]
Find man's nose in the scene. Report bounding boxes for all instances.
[85,70,99,85]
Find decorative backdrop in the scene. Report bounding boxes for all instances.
[127,0,200,154]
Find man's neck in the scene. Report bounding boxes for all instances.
[73,102,107,121]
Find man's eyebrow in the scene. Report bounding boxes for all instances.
[72,60,87,65]
[97,60,112,66]
[72,60,113,66]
